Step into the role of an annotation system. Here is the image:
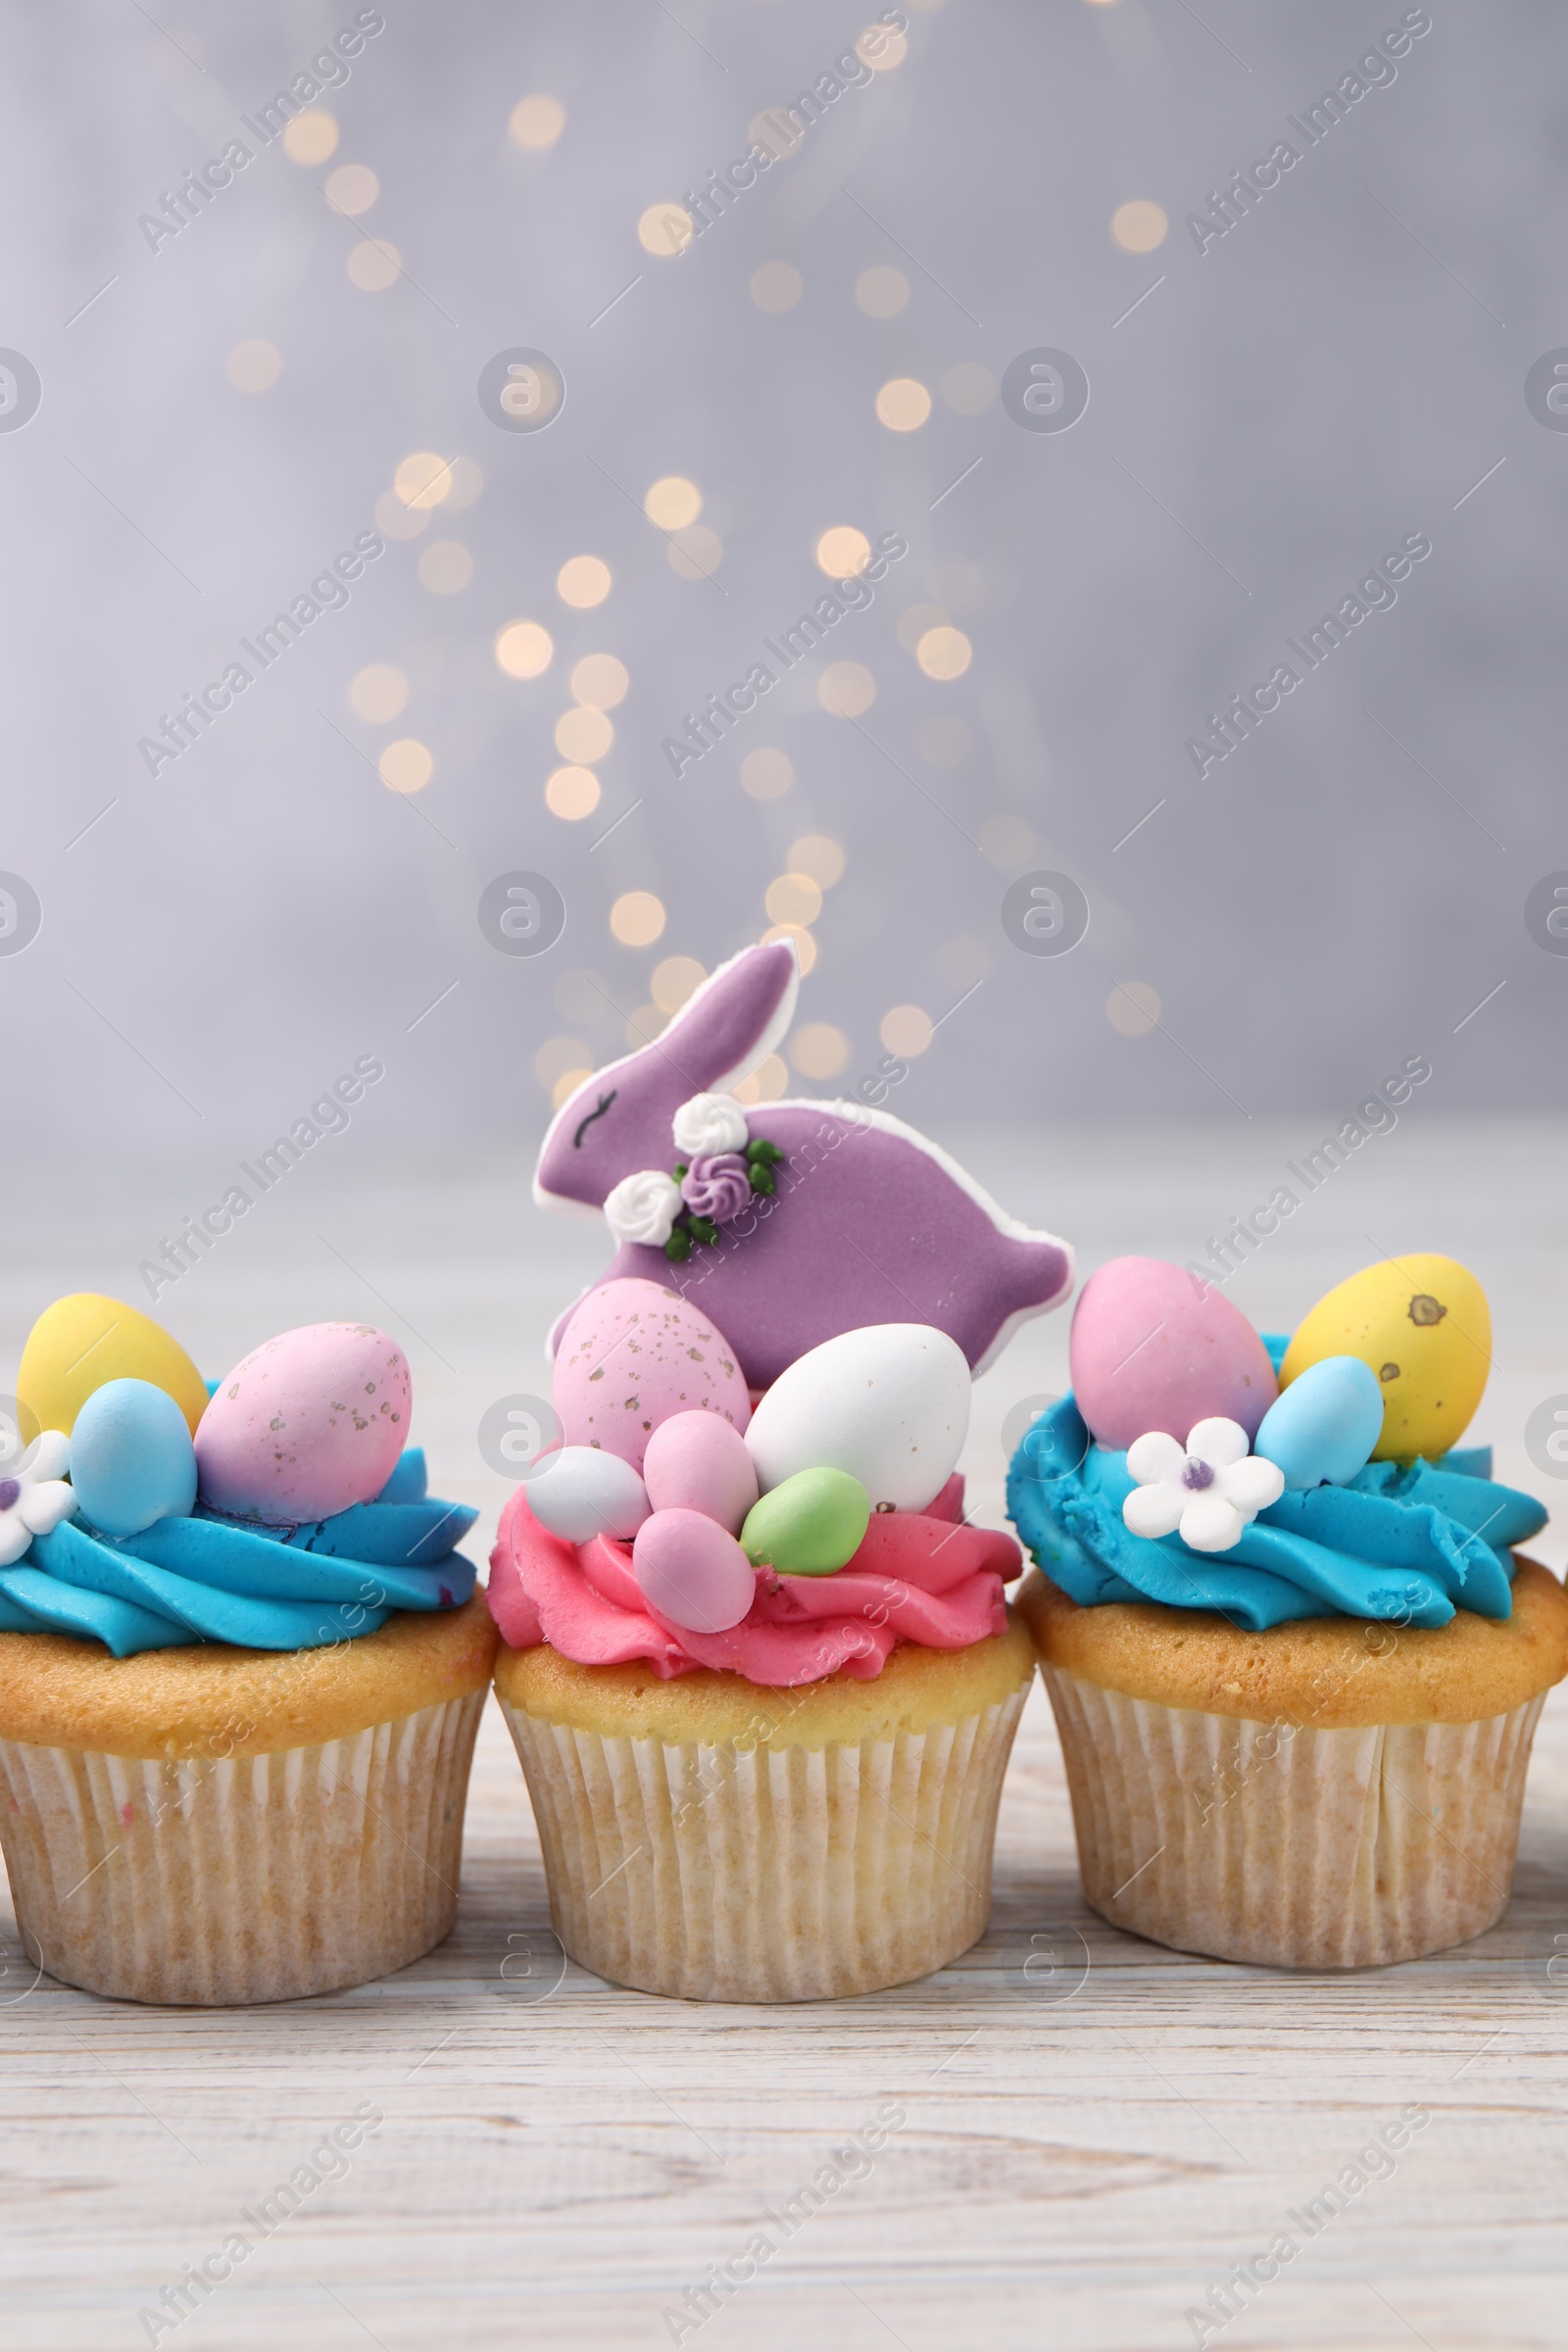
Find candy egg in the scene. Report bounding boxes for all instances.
[740,1467,870,1577]
[643,1410,759,1533]
[526,1446,651,1544]
[69,1378,198,1537]
[195,1323,411,1522]
[1253,1356,1384,1491]
[1280,1255,1491,1462]
[18,1293,208,1440]
[744,1323,969,1513]
[1069,1257,1277,1449]
[553,1278,750,1474]
[633,1507,757,1633]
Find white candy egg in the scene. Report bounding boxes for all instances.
[526,1446,651,1544]
[745,1323,971,1514]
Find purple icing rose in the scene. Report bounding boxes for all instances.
[680,1152,753,1224]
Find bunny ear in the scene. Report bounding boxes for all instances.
[658,937,799,1092]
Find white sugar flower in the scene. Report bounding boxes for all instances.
[0,1432,78,1566]
[671,1092,749,1157]
[604,1168,683,1248]
[1122,1417,1284,1555]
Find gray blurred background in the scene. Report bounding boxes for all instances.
[3,0,1566,1510]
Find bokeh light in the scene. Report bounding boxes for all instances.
[416,540,472,594]
[818,662,876,716]
[765,873,823,927]
[979,813,1037,869]
[875,377,932,431]
[555,706,613,762]
[880,1004,934,1056]
[373,489,427,541]
[815,525,871,578]
[1108,982,1162,1035]
[324,164,378,216]
[858,20,908,68]
[282,111,338,165]
[733,1054,789,1105]
[226,339,281,393]
[350,663,408,722]
[1111,200,1168,253]
[856,267,908,318]
[644,476,702,529]
[535,1035,590,1095]
[751,261,803,312]
[667,524,723,581]
[379,739,432,793]
[790,1022,851,1079]
[557,556,612,608]
[495,620,553,678]
[570,653,630,709]
[510,94,565,150]
[652,956,707,1012]
[395,452,454,509]
[545,766,601,820]
[346,239,401,290]
[638,204,693,256]
[741,748,793,801]
[611,891,666,947]
[916,625,973,680]
[788,835,847,889]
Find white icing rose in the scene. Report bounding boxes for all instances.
[671,1093,750,1156]
[604,1169,682,1248]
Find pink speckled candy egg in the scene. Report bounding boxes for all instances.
[633,1507,757,1634]
[1069,1257,1277,1450]
[195,1323,411,1523]
[642,1410,759,1534]
[552,1278,750,1474]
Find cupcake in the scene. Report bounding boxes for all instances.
[0,1295,494,2005]
[1008,1253,1568,1970]
[490,938,1073,2001]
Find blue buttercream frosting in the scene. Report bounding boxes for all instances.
[0,1448,477,1658]
[1006,1373,1547,1635]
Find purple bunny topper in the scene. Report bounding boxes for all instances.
[535,938,1074,1388]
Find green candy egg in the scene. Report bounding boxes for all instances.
[740,1467,871,1576]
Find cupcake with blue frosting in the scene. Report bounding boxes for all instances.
[1008,1254,1568,1970]
[0,1295,495,2005]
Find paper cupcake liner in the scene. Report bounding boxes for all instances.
[0,1690,486,2006]
[498,1687,1027,2001]
[1041,1664,1545,1970]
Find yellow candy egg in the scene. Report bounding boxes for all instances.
[17,1294,209,1439]
[1280,1254,1491,1463]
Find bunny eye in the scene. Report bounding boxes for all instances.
[572,1089,617,1148]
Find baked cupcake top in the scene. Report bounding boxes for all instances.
[493,937,1071,1682]
[1,1295,476,1657]
[1008,1253,1546,1633]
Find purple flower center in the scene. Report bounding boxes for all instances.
[1181,1456,1214,1491]
[0,1479,19,1511]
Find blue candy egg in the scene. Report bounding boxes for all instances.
[1254,1355,1384,1492]
[70,1377,199,1537]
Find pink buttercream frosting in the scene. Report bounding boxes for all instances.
[487,1473,1018,1686]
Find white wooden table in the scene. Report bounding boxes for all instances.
[3,1124,1565,2351]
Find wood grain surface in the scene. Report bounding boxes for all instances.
[2,1129,1564,2351]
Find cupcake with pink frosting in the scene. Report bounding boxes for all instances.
[490,941,1074,2002]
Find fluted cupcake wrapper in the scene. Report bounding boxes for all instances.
[0,1690,486,2006]
[1041,1664,1544,1970]
[498,1689,1028,2001]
